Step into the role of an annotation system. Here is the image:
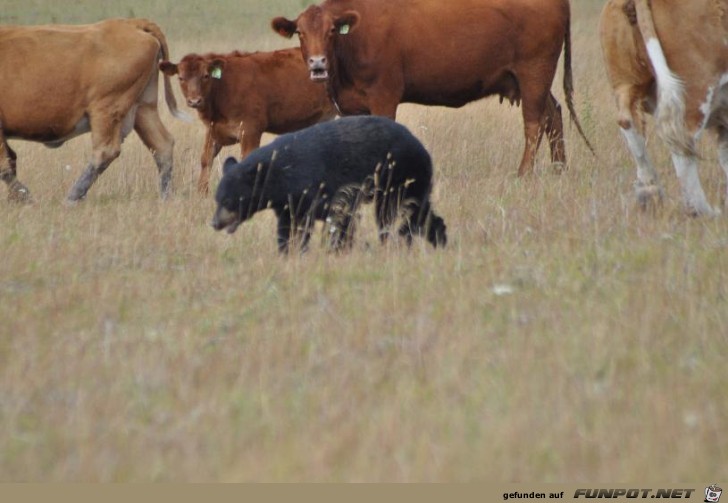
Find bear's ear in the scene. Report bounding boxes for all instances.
[223,156,239,176]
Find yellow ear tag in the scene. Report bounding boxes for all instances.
[339,24,350,35]
[211,67,222,79]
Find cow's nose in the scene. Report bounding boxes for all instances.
[187,97,202,108]
[308,55,327,69]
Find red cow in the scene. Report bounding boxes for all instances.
[272,0,592,176]
[160,48,337,194]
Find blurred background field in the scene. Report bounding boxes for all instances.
[0,0,726,481]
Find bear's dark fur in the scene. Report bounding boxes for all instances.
[211,116,446,253]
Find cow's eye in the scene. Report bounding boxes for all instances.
[203,74,210,80]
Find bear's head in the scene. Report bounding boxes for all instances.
[211,157,264,234]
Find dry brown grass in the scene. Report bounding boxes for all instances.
[1,0,727,482]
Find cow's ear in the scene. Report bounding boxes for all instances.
[208,59,225,79]
[335,11,360,35]
[272,17,297,38]
[159,61,178,76]
[223,156,239,176]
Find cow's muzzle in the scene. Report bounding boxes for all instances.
[187,97,204,109]
[308,55,329,82]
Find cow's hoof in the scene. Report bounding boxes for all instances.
[550,161,567,174]
[63,197,82,208]
[635,184,663,212]
[686,204,721,218]
[7,185,33,204]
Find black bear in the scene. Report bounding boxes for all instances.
[211,115,447,253]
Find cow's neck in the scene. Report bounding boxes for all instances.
[328,38,358,111]
[198,82,223,123]
[197,105,214,124]
[325,79,344,115]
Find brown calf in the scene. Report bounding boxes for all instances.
[160,48,337,193]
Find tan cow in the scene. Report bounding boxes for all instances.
[272,0,594,177]
[159,48,336,194]
[0,18,186,203]
[600,0,728,216]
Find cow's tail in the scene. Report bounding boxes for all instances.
[633,0,692,155]
[135,19,191,122]
[562,8,595,155]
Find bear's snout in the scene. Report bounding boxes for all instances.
[211,206,240,233]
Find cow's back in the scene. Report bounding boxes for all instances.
[649,0,728,86]
[601,0,728,120]
[224,49,334,133]
[599,0,653,97]
[330,0,569,106]
[0,19,162,140]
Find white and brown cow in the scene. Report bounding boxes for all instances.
[600,0,728,216]
[0,18,187,203]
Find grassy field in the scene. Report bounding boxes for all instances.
[1,0,727,482]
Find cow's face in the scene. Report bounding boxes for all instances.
[272,6,360,82]
[160,56,224,110]
[211,158,259,233]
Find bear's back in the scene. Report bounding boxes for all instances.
[271,116,432,180]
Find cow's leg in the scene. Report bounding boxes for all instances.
[0,132,31,203]
[718,126,728,209]
[198,129,221,195]
[543,92,566,170]
[240,125,263,158]
[517,83,550,176]
[362,83,401,119]
[621,125,664,209]
[368,103,398,119]
[613,84,663,210]
[670,97,718,217]
[670,152,717,217]
[133,103,175,198]
[66,117,123,202]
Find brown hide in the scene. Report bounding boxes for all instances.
[601,0,728,144]
[599,0,656,133]
[272,0,593,176]
[160,48,336,194]
[0,18,183,202]
[600,0,728,215]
